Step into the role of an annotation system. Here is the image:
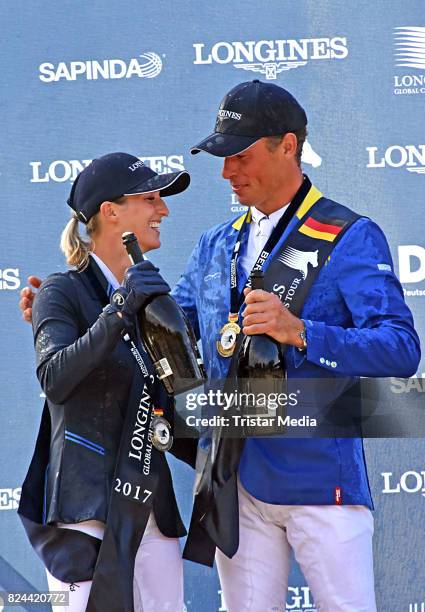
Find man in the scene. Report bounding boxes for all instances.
[172,80,421,611]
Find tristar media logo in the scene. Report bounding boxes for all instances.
[393,27,425,95]
[30,155,185,183]
[366,145,425,174]
[193,37,348,80]
[39,51,163,83]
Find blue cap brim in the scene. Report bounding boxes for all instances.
[124,170,190,198]
[190,132,260,157]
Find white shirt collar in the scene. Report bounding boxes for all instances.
[250,202,291,227]
[90,252,120,291]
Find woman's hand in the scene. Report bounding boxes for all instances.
[109,261,171,324]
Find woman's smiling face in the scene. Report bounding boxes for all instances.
[115,191,169,253]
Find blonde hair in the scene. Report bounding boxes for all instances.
[60,214,98,271]
[60,196,127,270]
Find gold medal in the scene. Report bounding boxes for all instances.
[216,320,241,357]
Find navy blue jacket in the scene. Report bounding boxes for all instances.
[31,258,195,535]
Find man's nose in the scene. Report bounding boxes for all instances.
[222,157,237,179]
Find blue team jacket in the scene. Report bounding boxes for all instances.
[172,195,421,507]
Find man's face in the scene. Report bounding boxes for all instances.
[221,137,293,212]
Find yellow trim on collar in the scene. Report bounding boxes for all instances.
[232,208,252,230]
[296,185,323,220]
[231,185,322,231]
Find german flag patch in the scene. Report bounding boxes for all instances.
[299,216,345,242]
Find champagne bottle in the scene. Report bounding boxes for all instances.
[122,232,206,396]
[236,270,286,434]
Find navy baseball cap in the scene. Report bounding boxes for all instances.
[191,80,307,157]
[68,152,190,223]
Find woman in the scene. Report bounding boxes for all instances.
[18,152,196,612]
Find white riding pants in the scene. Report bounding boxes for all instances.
[216,480,376,612]
[45,513,184,611]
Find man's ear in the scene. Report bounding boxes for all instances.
[280,132,298,158]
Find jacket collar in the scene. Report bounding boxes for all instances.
[78,257,110,303]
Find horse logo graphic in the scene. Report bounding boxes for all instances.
[277,247,319,279]
[301,140,322,168]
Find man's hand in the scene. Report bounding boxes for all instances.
[242,287,305,348]
[19,276,42,323]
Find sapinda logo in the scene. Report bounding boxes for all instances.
[39,52,162,82]
[366,145,425,174]
[0,268,20,290]
[193,37,348,80]
[30,155,185,183]
[382,471,425,496]
[0,487,21,510]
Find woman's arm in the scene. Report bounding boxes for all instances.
[33,274,126,404]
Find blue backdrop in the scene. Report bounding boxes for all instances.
[1,2,424,610]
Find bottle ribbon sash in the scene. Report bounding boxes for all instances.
[85,259,160,612]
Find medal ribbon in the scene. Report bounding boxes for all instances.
[85,260,164,611]
[228,175,313,320]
